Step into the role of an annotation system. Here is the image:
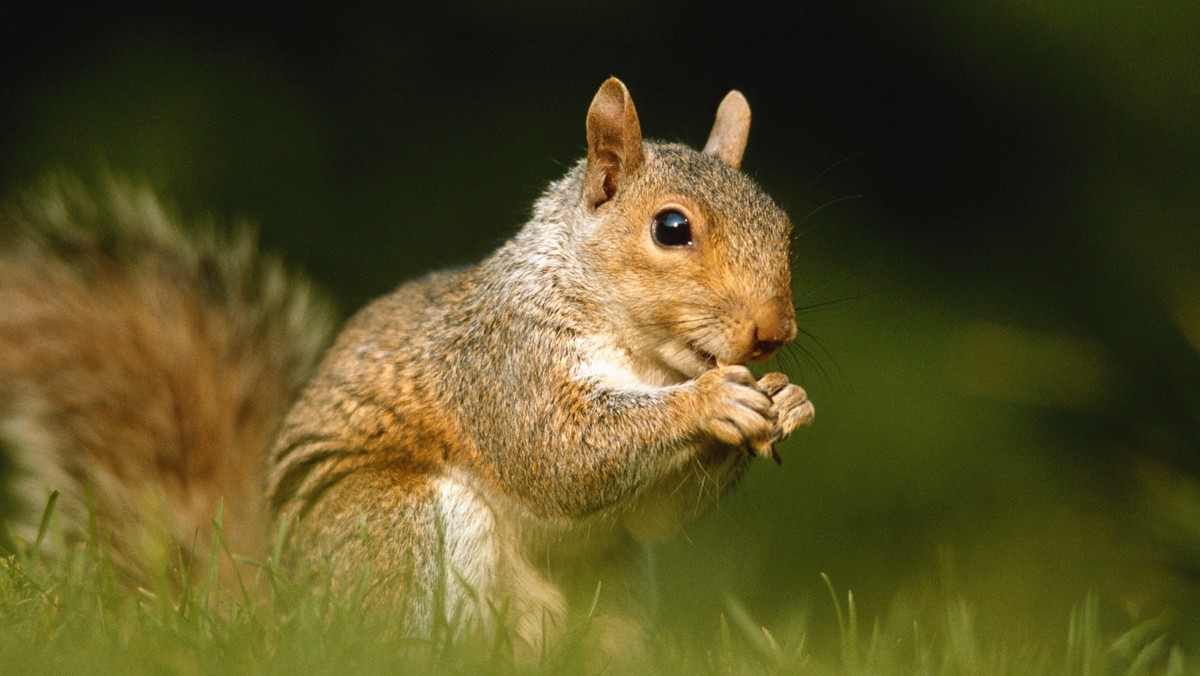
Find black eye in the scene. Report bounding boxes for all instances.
[652,209,693,248]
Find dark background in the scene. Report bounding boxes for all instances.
[4,0,1199,651]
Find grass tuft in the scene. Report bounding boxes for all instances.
[0,494,1194,674]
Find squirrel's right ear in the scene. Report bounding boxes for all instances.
[584,77,644,209]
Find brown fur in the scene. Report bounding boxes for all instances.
[0,176,335,578]
[0,79,814,668]
[267,79,813,664]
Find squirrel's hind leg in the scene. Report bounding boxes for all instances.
[432,472,569,665]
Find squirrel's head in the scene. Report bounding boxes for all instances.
[576,77,795,380]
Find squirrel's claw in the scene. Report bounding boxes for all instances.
[750,372,815,465]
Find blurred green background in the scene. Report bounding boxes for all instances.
[3,0,1199,656]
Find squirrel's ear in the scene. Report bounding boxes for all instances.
[585,77,644,208]
[702,90,751,170]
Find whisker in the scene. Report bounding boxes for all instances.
[794,258,879,306]
[626,333,674,355]
[796,326,840,376]
[776,343,805,380]
[798,331,841,386]
[785,340,831,385]
[628,316,713,332]
[800,152,870,196]
[672,300,726,315]
[795,194,863,235]
[795,287,891,315]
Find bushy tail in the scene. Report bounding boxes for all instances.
[0,176,337,581]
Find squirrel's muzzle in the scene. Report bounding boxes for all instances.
[747,299,796,362]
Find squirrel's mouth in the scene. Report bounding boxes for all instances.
[671,341,717,377]
[688,343,739,371]
[671,340,746,379]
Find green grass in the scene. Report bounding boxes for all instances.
[0,497,1192,675]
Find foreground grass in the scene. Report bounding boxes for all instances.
[0,507,1192,675]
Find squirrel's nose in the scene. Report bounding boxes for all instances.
[748,300,796,361]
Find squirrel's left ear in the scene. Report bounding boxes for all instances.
[585,77,644,209]
[703,90,751,170]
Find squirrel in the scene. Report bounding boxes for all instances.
[0,77,813,666]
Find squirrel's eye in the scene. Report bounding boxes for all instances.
[652,209,693,248]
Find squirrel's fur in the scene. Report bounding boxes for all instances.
[0,176,336,577]
[0,79,812,666]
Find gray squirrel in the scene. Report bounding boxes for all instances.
[0,77,813,666]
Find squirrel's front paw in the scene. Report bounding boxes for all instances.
[756,372,815,463]
[693,365,777,453]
